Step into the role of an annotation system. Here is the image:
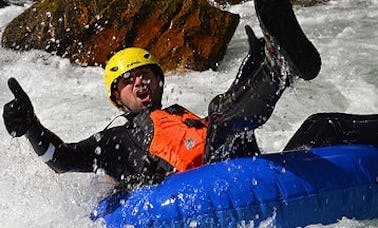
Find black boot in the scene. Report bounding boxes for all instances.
[254,0,321,80]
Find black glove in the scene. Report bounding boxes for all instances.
[3,78,37,137]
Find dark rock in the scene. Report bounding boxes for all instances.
[0,0,10,8]
[1,0,240,72]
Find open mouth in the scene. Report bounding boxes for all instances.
[137,90,151,103]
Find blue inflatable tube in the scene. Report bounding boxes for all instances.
[92,144,378,227]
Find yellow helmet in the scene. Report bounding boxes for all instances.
[104,47,162,106]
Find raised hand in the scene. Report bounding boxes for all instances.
[3,78,37,137]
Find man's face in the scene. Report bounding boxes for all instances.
[113,66,163,111]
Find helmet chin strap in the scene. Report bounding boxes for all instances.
[103,106,139,131]
[103,99,162,131]
[101,100,133,131]
[120,104,131,113]
[102,112,129,131]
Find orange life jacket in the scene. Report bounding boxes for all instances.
[149,105,208,172]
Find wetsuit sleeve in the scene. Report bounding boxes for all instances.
[26,122,133,176]
[25,120,97,173]
[26,111,175,185]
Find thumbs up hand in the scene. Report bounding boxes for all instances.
[3,78,37,137]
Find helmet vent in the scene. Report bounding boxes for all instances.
[144,54,150,59]
[110,66,118,72]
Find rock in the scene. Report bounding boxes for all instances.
[1,0,239,72]
[0,0,10,8]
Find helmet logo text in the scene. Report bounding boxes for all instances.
[126,61,141,68]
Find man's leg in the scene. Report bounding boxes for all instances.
[284,113,378,151]
[204,51,286,163]
[204,24,288,163]
[204,0,321,163]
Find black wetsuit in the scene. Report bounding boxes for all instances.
[6,40,377,192]
[284,112,378,151]
[40,110,174,189]
[19,37,288,191]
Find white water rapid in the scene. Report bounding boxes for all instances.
[1,0,377,227]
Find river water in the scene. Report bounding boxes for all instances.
[0,0,377,227]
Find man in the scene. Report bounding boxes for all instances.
[3,0,321,191]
